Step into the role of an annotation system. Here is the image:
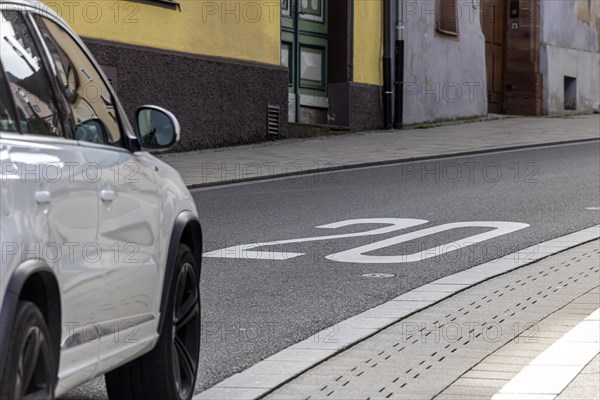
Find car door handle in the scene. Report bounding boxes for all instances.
[35,191,52,204]
[100,190,116,202]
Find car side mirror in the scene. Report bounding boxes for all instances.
[136,106,180,150]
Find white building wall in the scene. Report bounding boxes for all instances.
[540,0,600,113]
[403,0,488,124]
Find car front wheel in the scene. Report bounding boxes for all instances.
[106,243,201,400]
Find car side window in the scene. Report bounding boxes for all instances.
[0,11,63,136]
[0,65,19,133]
[34,15,123,146]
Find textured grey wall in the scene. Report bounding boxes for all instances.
[85,39,289,152]
[349,83,384,131]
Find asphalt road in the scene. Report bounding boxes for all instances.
[62,142,600,399]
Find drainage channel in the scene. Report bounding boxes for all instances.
[264,240,600,400]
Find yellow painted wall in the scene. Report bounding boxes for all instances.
[353,0,383,86]
[43,0,281,65]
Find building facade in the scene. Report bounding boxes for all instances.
[43,0,599,151]
[42,0,389,150]
[401,0,599,122]
[280,0,385,130]
[403,0,488,124]
[540,0,600,114]
[44,0,289,151]
[482,0,600,115]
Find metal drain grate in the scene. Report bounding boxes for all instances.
[267,105,280,137]
[265,240,600,400]
[362,273,395,278]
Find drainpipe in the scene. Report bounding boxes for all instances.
[383,0,393,129]
[293,0,300,123]
[394,0,404,128]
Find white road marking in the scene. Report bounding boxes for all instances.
[203,219,529,263]
[492,308,600,400]
[203,218,427,260]
[327,221,529,263]
[586,207,600,211]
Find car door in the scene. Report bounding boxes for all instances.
[32,14,163,370]
[0,10,101,388]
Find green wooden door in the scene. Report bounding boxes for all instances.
[281,0,328,122]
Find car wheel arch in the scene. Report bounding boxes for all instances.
[0,260,61,385]
[158,211,202,334]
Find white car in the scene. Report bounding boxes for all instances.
[0,2,202,399]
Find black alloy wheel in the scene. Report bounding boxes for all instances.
[171,260,201,400]
[0,301,55,400]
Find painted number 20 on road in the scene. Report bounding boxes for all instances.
[203,219,529,263]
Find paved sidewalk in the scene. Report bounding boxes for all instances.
[159,114,600,188]
[259,240,600,400]
[440,288,599,400]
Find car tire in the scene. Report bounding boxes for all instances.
[0,301,56,400]
[106,243,201,400]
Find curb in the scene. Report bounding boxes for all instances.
[193,225,600,400]
[185,137,600,190]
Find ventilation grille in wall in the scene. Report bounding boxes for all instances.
[267,105,280,137]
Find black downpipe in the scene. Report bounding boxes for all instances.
[383,0,393,129]
[394,39,404,128]
[293,0,300,123]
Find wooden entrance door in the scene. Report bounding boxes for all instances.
[481,0,505,113]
